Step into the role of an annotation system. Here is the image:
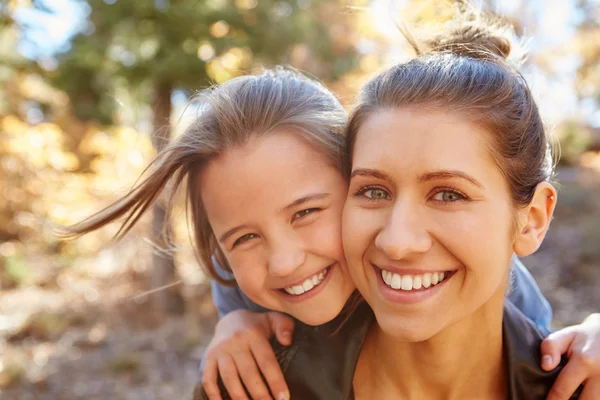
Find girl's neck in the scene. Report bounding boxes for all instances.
[353,290,507,400]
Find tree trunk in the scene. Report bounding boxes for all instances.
[149,81,185,316]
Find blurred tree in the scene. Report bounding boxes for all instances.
[0,3,34,118]
[574,1,600,109]
[45,0,361,315]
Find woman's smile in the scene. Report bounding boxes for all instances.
[372,262,458,304]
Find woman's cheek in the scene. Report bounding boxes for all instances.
[341,207,366,261]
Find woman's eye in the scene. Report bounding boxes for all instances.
[233,233,258,247]
[432,190,465,202]
[293,208,319,220]
[360,188,391,200]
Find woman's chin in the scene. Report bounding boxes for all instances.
[375,316,443,342]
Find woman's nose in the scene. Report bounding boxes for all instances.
[375,203,432,260]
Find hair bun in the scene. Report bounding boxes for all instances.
[426,21,512,61]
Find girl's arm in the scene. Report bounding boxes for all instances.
[507,255,553,331]
[542,313,600,400]
[510,256,600,400]
[201,310,292,400]
[202,258,291,400]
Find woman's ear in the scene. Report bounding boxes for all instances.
[513,182,557,257]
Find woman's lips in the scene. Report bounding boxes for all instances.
[372,263,456,304]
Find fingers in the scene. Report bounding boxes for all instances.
[218,354,250,400]
[202,357,223,400]
[547,358,587,400]
[541,328,577,371]
[250,335,290,400]
[231,348,273,400]
[266,312,295,346]
[580,377,600,400]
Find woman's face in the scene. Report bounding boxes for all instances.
[342,108,517,341]
[200,130,355,325]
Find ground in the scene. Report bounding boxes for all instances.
[1,165,599,400]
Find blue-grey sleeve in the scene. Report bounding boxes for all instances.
[507,255,553,331]
[210,256,269,318]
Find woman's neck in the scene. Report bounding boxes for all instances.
[353,290,507,400]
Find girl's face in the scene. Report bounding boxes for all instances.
[342,108,521,341]
[200,130,355,325]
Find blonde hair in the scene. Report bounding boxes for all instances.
[63,67,347,285]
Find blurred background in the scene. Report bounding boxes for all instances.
[0,0,599,398]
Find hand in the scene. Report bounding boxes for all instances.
[541,313,600,400]
[202,309,294,400]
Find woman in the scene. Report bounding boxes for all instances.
[196,15,600,400]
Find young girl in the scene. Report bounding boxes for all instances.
[62,67,599,399]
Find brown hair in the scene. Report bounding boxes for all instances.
[345,14,555,208]
[61,67,347,285]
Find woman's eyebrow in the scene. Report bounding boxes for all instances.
[350,168,392,182]
[418,170,484,188]
[282,193,330,212]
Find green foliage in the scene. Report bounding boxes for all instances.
[2,254,31,288]
[50,0,360,123]
[108,352,142,373]
[556,121,592,166]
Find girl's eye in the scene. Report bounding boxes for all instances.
[293,208,319,220]
[357,187,391,201]
[233,233,258,248]
[432,190,465,202]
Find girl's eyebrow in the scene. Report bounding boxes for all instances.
[282,193,330,212]
[218,193,331,243]
[219,224,252,243]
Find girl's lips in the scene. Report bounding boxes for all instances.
[277,262,337,303]
[372,263,456,305]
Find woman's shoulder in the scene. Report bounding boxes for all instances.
[503,301,581,399]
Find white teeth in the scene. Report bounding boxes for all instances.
[413,275,422,290]
[385,272,393,286]
[381,270,450,291]
[391,273,402,289]
[423,273,431,288]
[302,280,314,291]
[401,275,413,291]
[284,268,328,296]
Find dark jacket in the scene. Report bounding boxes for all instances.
[193,301,580,400]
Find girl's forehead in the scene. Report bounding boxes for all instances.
[199,131,346,216]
